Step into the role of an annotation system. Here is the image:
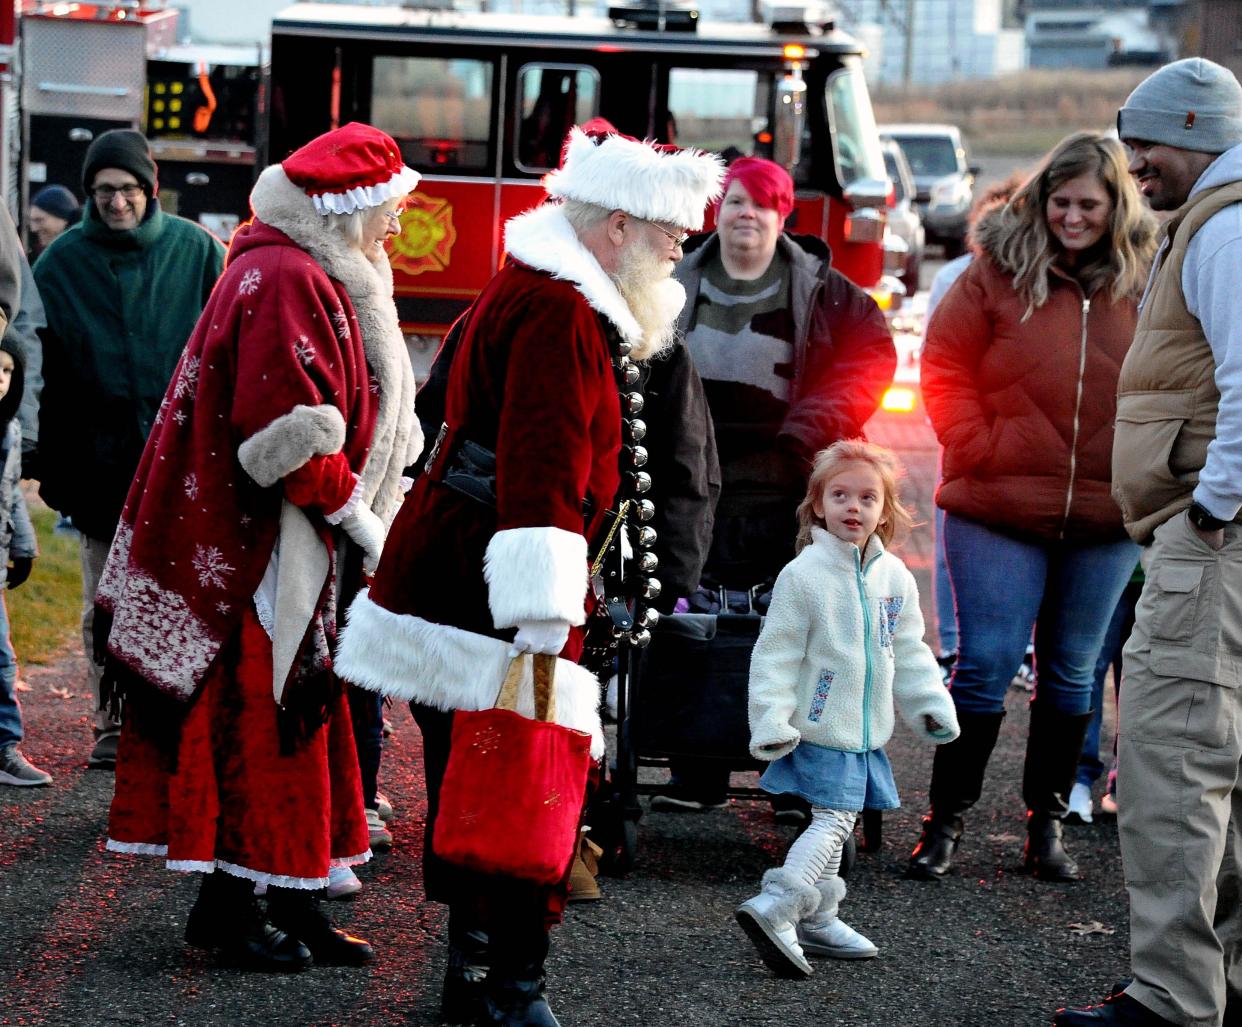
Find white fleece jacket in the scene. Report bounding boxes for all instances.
[747,526,960,761]
[1170,142,1242,522]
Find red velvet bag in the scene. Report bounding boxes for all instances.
[433,653,594,885]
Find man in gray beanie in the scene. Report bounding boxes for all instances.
[1054,57,1242,1027]
[31,128,225,771]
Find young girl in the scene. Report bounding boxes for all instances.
[735,439,959,977]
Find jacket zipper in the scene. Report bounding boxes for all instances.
[1059,296,1091,538]
[855,546,879,751]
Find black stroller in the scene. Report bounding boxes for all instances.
[594,595,872,874]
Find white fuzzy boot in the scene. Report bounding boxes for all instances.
[796,877,878,960]
[735,867,820,978]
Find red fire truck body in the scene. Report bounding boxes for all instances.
[267,2,892,335]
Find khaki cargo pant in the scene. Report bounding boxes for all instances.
[1119,513,1242,1027]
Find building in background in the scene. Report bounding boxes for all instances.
[839,0,1024,85]
[1023,0,1181,70]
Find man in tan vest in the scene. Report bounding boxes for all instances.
[1055,58,1242,1027]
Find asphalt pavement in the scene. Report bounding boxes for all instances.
[0,400,1132,1027]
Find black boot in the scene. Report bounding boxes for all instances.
[442,907,489,1025]
[480,924,560,1026]
[266,886,374,966]
[908,710,1005,881]
[185,872,312,973]
[1022,702,1091,882]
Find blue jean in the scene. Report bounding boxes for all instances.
[943,512,1139,716]
[0,593,22,748]
[933,503,958,655]
[1076,578,1141,788]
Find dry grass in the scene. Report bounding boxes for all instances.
[9,494,81,665]
[874,68,1149,156]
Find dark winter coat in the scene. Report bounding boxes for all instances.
[922,210,1141,543]
[675,231,895,584]
[33,199,225,541]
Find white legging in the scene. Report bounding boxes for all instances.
[781,807,858,887]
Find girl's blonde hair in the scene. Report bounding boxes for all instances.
[795,439,913,553]
[988,131,1157,319]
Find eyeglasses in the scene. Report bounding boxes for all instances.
[90,184,144,202]
[384,210,402,229]
[643,219,690,248]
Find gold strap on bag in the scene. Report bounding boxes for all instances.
[495,653,559,723]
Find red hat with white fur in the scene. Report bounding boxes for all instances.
[282,122,422,216]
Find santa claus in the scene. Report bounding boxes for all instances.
[97,123,422,972]
[335,129,723,1025]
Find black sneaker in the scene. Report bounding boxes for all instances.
[0,745,52,786]
[649,785,727,812]
[88,731,120,770]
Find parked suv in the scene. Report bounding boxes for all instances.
[880,137,924,297]
[881,124,978,257]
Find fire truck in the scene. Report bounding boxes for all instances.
[267,1,897,336]
[13,1,265,247]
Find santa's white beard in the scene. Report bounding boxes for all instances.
[612,241,686,361]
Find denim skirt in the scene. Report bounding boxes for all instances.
[759,741,900,812]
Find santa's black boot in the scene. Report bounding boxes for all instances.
[442,906,490,1025]
[185,871,312,973]
[479,923,560,1027]
[266,886,374,966]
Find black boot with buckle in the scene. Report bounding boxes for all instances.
[442,907,490,1025]
[908,709,1005,880]
[1022,701,1091,882]
[266,886,374,965]
[185,871,312,972]
[479,922,560,1027]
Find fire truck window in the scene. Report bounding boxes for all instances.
[824,65,886,188]
[516,65,600,172]
[667,68,769,157]
[372,56,494,172]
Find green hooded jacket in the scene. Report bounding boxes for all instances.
[33,198,225,541]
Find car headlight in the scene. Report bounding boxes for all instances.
[930,177,968,208]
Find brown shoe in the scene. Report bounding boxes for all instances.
[567,829,603,902]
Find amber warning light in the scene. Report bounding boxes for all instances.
[783,44,806,60]
[880,386,917,414]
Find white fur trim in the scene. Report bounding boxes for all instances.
[760,867,822,921]
[167,860,217,873]
[324,473,364,525]
[484,526,589,628]
[310,165,422,216]
[336,590,604,759]
[545,128,724,231]
[107,839,168,856]
[250,165,423,528]
[237,403,346,488]
[504,204,643,346]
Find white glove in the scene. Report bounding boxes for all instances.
[341,506,385,575]
[510,619,572,657]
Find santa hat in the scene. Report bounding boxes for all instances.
[545,128,724,231]
[282,122,421,216]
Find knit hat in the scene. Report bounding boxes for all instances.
[282,122,421,216]
[81,129,158,195]
[30,184,80,224]
[545,128,725,231]
[1118,58,1242,154]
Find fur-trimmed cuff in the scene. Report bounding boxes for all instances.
[483,527,589,629]
[336,590,604,759]
[760,867,822,922]
[238,404,346,488]
[324,474,364,525]
[809,877,847,923]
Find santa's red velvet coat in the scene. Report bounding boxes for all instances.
[337,202,651,760]
[102,163,421,888]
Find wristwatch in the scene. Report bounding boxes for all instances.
[1188,501,1227,532]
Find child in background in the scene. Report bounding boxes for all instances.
[0,338,45,786]
[735,439,957,976]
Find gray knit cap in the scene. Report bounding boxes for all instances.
[1118,58,1242,154]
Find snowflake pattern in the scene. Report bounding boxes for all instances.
[172,409,188,426]
[154,397,170,426]
[184,473,199,501]
[877,596,905,650]
[369,375,381,396]
[332,309,350,340]
[293,335,316,365]
[192,545,234,590]
[239,514,252,528]
[238,268,263,296]
[215,601,231,616]
[173,356,200,401]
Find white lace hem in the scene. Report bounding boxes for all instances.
[310,166,422,216]
[107,839,169,856]
[329,849,373,869]
[324,473,365,525]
